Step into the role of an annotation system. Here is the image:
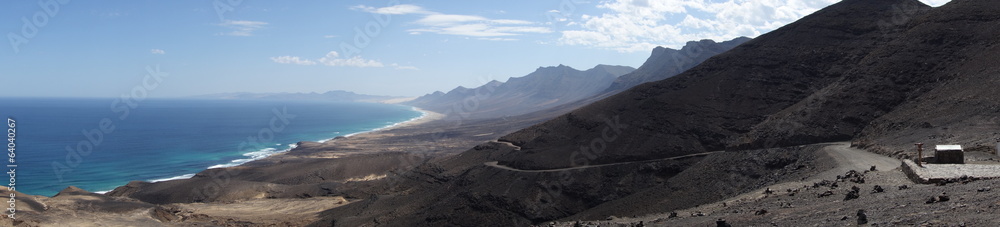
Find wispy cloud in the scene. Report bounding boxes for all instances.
[271,51,417,70]
[557,0,840,52]
[390,63,420,70]
[217,20,268,36]
[353,4,550,39]
[318,51,384,68]
[270,56,316,65]
[350,4,432,15]
[150,49,165,55]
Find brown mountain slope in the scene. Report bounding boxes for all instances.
[855,0,1000,156]
[493,0,929,170]
[739,0,1000,156]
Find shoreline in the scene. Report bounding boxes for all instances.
[344,107,444,138]
[97,105,442,194]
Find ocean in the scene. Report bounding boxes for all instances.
[0,97,423,196]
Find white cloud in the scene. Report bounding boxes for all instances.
[270,51,417,70]
[558,0,842,52]
[270,56,316,65]
[350,4,432,15]
[390,63,420,70]
[408,14,552,37]
[318,51,384,68]
[354,4,550,40]
[323,35,338,38]
[414,14,488,26]
[150,49,165,55]
[217,20,268,36]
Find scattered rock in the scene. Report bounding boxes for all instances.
[898,185,909,190]
[813,180,835,188]
[857,209,868,225]
[978,187,991,192]
[755,209,768,215]
[668,212,678,218]
[870,165,877,171]
[872,185,885,193]
[926,193,951,204]
[844,170,866,184]
[150,207,179,222]
[818,190,835,198]
[716,219,732,227]
[844,190,860,201]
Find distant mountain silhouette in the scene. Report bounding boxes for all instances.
[406,37,748,120]
[404,64,635,119]
[194,90,406,103]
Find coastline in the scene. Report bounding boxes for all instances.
[126,105,441,188]
[346,107,444,137]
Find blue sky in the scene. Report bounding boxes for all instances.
[0,0,950,98]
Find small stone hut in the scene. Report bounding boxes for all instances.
[935,145,964,164]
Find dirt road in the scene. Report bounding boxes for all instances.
[484,151,722,172]
[811,142,900,181]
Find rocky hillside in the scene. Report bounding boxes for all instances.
[493,0,929,170]
[738,0,1000,158]
[604,37,751,92]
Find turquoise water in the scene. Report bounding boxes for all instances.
[0,98,422,196]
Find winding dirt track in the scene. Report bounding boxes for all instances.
[484,142,899,175]
[484,140,722,172]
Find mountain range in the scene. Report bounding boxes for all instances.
[405,37,750,120]
[404,64,635,119]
